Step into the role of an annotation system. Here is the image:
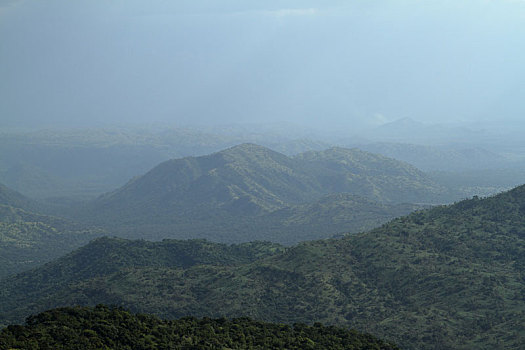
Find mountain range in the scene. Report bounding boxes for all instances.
[2,184,524,349]
[74,144,446,242]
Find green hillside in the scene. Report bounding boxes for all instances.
[75,144,445,242]
[0,305,398,350]
[295,147,447,203]
[0,204,104,279]
[2,185,525,348]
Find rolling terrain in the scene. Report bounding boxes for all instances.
[0,183,104,279]
[74,144,445,242]
[2,185,524,348]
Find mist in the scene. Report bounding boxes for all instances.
[1,0,524,132]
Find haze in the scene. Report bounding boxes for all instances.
[1,0,524,131]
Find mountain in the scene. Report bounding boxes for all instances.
[0,204,104,279]
[360,118,488,146]
[2,185,525,348]
[75,144,446,241]
[0,305,399,350]
[355,142,508,171]
[92,143,319,217]
[0,127,330,199]
[295,147,447,204]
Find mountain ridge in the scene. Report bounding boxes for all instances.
[2,185,525,348]
[76,144,449,242]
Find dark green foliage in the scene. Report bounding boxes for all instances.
[2,185,525,348]
[0,305,398,349]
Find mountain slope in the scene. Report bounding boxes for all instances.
[76,144,445,241]
[88,144,320,220]
[295,147,448,203]
[0,204,104,279]
[2,185,525,348]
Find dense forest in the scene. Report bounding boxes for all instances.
[0,305,399,349]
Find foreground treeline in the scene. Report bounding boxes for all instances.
[0,305,398,350]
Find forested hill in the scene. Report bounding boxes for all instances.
[1,185,525,348]
[76,144,447,241]
[0,305,399,349]
[0,204,104,279]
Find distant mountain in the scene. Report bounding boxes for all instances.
[89,143,320,218]
[76,144,447,241]
[0,204,104,279]
[355,142,508,171]
[0,127,330,199]
[360,118,489,146]
[0,305,398,350]
[295,147,447,203]
[2,185,525,348]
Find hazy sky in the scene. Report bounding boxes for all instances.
[1,0,524,130]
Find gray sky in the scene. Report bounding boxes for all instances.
[1,0,524,130]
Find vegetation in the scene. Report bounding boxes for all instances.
[0,128,329,199]
[72,144,444,242]
[0,305,398,349]
[2,185,525,348]
[0,204,104,279]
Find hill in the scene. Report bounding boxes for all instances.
[355,142,508,171]
[0,204,104,279]
[1,185,525,348]
[295,147,447,204]
[0,305,398,350]
[0,127,330,199]
[75,144,445,242]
